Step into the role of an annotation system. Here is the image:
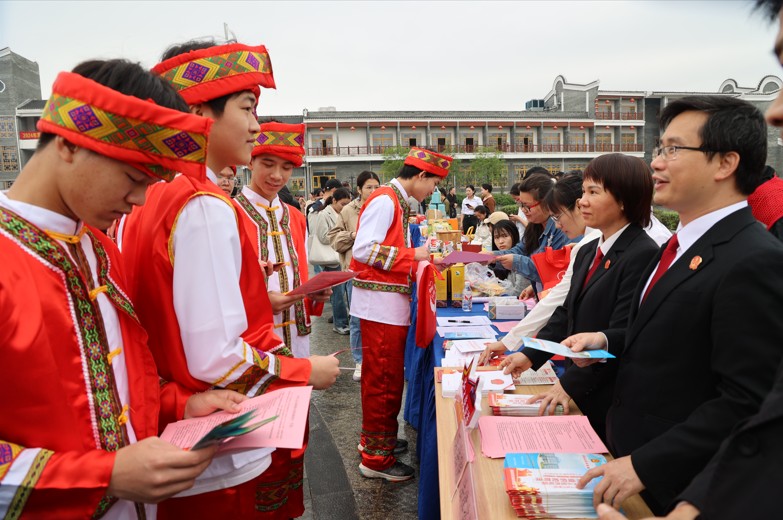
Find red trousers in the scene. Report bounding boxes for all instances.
[359,319,408,471]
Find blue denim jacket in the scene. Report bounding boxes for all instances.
[493,218,572,283]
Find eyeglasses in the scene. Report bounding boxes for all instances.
[551,212,563,222]
[216,175,236,183]
[520,201,541,213]
[652,145,712,161]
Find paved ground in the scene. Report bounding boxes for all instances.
[300,300,420,520]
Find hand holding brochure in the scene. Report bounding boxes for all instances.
[521,337,615,359]
[191,411,278,450]
[161,386,312,452]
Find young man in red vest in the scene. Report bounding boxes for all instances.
[0,59,249,518]
[236,121,321,359]
[119,40,339,518]
[350,147,452,480]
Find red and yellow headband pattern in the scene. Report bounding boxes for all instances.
[38,72,211,181]
[404,147,452,178]
[251,122,305,167]
[152,43,275,105]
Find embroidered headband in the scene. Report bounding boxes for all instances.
[37,71,211,181]
[251,122,305,167]
[152,43,275,105]
[404,147,452,178]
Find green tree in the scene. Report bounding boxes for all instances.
[379,145,409,182]
[470,149,508,193]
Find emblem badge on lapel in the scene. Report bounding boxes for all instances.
[689,256,703,270]
[604,259,611,269]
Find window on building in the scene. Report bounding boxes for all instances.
[567,163,588,173]
[313,169,336,189]
[487,132,507,151]
[461,133,478,152]
[1,146,19,172]
[371,132,393,153]
[542,132,561,152]
[289,177,305,194]
[400,133,420,149]
[310,134,333,156]
[0,117,15,139]
[514,132,535,152]
[567,131,587,151]
[595,132,613,152]
[621,132,636,151]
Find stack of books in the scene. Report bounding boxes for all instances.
[503,453,606,519]
[488,393,564,417]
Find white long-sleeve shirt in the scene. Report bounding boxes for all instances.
[350,179,412,326]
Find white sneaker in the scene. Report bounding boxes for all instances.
[352,363,362,382]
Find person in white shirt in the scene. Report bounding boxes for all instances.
[460,184,483,234]
[350,147,452,482]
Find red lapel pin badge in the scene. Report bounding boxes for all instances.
[689,256,702,270]
[604,259,611,269]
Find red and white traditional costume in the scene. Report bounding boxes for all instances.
[349,147,451,471]
[119,44,312,518]
[0,71,210,519]
[235,122,321,358]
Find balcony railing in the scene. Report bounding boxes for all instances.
[305,143,644,157]
[595,112,643,120]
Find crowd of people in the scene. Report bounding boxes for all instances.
[5,1,783,518]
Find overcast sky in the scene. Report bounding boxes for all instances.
[1,1,780,115]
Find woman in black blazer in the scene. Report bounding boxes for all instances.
[498,153,659,440]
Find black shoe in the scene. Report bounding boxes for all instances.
[357,438,409,455]
[359,461,415,482]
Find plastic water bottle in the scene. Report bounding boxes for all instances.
[462,282,473,312]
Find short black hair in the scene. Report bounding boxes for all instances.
[397,164,440,179]
[37,59,189,152]
[474,205,489,217]
[311,188,323,197]
[584,153,653,228]
[659,95,767,195]
[324,178,343,190]
[160,38,246,117]
[492,220,520,252]
[481,183,492,193]
[465,184,475,192]
[525,166,550,178]
[509,182,521,196]
[357,170,380,189]
[755,0,783,19]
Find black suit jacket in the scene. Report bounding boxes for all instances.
[604,207,783,514]
[522,224,658,437]
[677,362,783,519]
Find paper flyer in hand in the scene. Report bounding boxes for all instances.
[478,415,607,458]
[285,270,357,297]
[161,386,312,452]
[521,337,615,359]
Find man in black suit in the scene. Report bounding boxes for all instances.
[567,94,783,516]
[594,2,783,519]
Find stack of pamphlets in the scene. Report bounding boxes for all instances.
[488,393,563,416]
[503,452,606,519]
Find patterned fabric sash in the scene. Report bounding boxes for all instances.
[236,193,310,349]
[0,208,139,518]
[388,183,413,291]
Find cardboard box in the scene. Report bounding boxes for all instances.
[450,263,465,301]
[435,267,449,301]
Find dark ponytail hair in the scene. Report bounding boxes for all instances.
[543,171,583,215]
[323,187,352,208]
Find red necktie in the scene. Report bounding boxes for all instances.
[582,248,604,290]
[642,235,679,303]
